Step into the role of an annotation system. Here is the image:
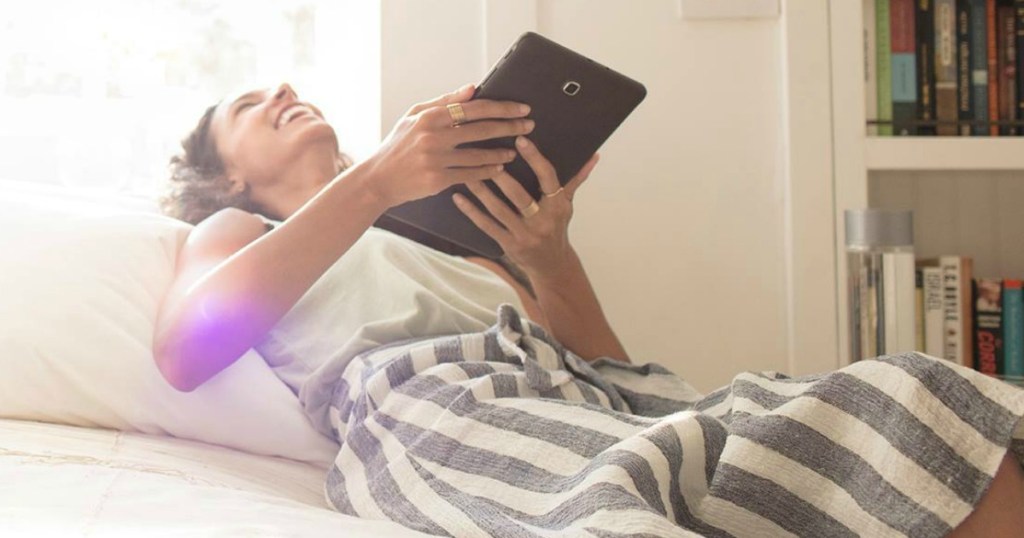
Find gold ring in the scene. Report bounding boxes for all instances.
[446,103,467,127]
[519,200,540,218]
[543,187,564,198]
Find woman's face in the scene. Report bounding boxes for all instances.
[209,83,338,197]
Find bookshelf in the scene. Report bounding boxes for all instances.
[865,138,1024,170]
[827,0,1024,366]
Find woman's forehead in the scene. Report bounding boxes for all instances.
[211,87,270,138]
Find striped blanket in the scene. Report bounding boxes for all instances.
[317,304,1024,537]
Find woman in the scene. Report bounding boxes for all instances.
[156,83,1024,537]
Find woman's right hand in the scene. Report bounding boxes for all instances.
[363,84,535,208]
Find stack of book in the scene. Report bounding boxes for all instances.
[912,255,1024,385]
[867,0,1024,136]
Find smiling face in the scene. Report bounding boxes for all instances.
[208,83,341,211]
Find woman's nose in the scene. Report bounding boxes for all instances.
[273,83,296,101]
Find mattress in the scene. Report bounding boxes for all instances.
[0,418,431,537]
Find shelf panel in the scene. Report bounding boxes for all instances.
[864,137,1024,171]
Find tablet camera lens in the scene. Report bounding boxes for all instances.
[562,81,581,96]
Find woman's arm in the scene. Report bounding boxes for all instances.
[523,247,629,363]
[453,137,631,363]
[154,165,391,392]
[154,86,533,391]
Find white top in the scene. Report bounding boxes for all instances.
[251,218,527,437]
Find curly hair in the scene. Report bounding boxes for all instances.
[158,102,352,225]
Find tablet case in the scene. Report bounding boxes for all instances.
[383,32,647,259]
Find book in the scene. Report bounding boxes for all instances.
[1004,279,1024,375]
[916,268,926,351]
[894,0,920,135]
[988,0,1001,135]
[973,277,1003,374]
[998,3,1018,135]
[882,251,918,353]
[923,265,946,357]
[867,0,879,135]
[918,0,938,135]
[939,256,975,367]
[878,0,895,136]
[936,0,960,134]
[970,0,991,135]
[1016,0,1024,131]
[957,0,975,135]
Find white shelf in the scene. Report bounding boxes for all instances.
[865,137,1024,171]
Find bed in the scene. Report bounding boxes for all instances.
[5,180,1024,537]
[0,418,428,537]
[0,180,430,536]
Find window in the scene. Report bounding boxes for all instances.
[0,0,369,198]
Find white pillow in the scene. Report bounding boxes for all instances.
[0,183,339,467]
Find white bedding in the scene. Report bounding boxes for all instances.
[0,418,430,537]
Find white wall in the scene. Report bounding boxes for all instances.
[378,0,789,392]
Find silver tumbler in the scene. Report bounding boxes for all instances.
[845,209,916,361]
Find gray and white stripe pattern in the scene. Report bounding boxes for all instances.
[314,304,1024,537]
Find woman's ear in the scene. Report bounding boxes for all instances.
[225,174,247,195]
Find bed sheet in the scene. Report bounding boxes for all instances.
[0,418,430,537]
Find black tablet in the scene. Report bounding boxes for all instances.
[383,31,647,259]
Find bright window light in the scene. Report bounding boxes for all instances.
[0,0,373,199]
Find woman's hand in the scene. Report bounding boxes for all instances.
[452,135,600,278]
[363,84,535,208]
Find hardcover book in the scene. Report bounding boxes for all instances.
[893,0,920,135]
[1004,279,1024,376]
[1016,0,1024,129]
[998,3,1018,135]
[918,0,938,134]
[974,277,1004,375]
[878,0,895,136]
[923,265,946,357]
[970,0,991,135]
[867,0,879,135]
[935,0,960,135]
[988,0,1001,135]
[957,0,974,135]
[920,256,974,366]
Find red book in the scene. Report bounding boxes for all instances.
[989,0,1001,135]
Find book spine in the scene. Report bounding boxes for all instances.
[1004,279,1024,375]
[1016,0,1024,132]
[894,0,920,135]
[936,0,961,134]
[974,278,1003,374]
[958,0,975,134]
[989,0,1001,135]
[924,266,946,357]
[867,0,880,135]
[916,268,926,351]
[941,256,966,364]
[961,257,975,367]
[879,0,895,136]
[970,0,991,135]
[896,252,918,352]
[999,4,1018,134]
[918,0,938,134]
[884,253,899,353]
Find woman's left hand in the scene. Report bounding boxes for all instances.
[452,135,599,277]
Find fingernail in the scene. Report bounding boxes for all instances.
[524,120,535,131]
[494,164,504,172]
[460,83,474,92]
[516,136,528,148]
[506,150,517,160]
[452,193,465,204]
[519,104,530,114]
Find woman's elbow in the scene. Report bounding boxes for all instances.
[152,329,207,392]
